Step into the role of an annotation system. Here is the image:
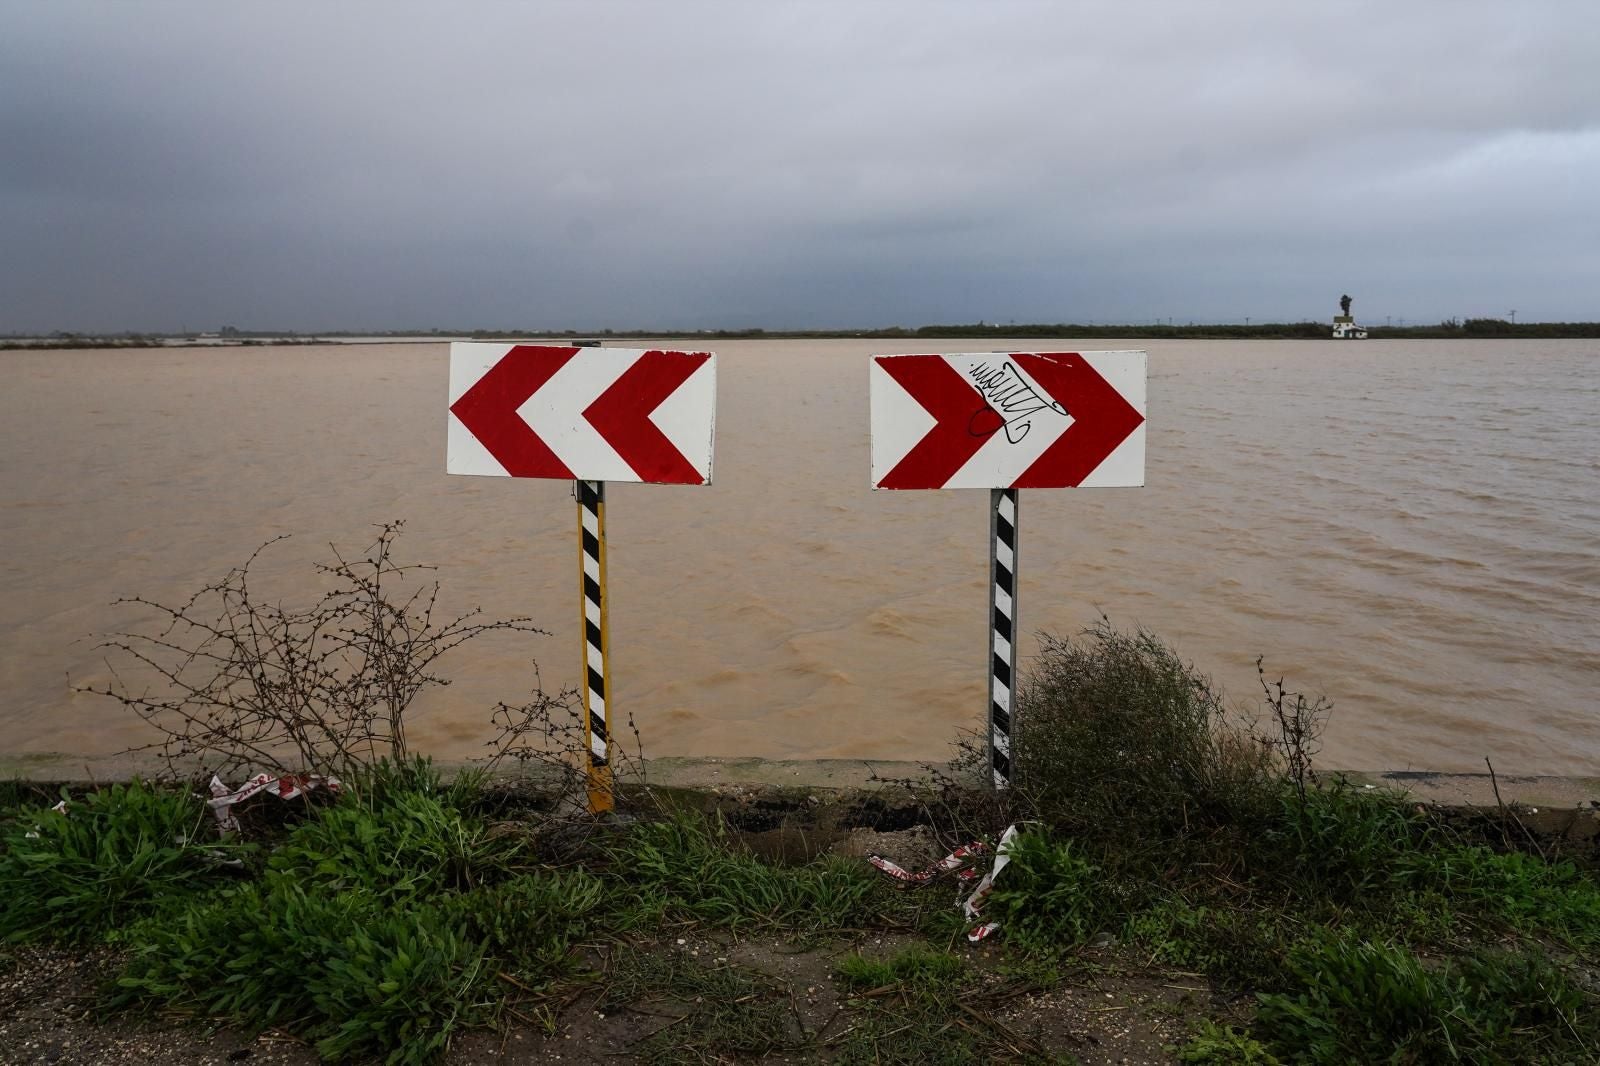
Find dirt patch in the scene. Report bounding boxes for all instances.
[988,949,1223,1065]
[0,946,319,1065]
[1,936,1206,1065]
[453,935,1200,1065]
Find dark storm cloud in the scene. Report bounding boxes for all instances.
[2,1,1597,331]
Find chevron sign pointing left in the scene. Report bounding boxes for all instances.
[448,343,716,484]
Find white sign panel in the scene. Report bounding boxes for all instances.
[870,350,1146,489]
[448,343,716,485]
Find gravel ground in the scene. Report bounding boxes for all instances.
[0,946,318,1066]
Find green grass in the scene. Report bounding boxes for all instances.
[4,715,1594,1066]
[1175,1019,1283,1064]
[94,769,1597,1065]
[0,778,54,816]
[1395,844,1600,949]
[98,795,929,1063]
[836,943,966,990]
[441,869,607,979]
[0,780,249,944]
[102,761,557,1063]
[115,882,494,1065]
[1127,899,1300,991]
[342,754,494,814]
[977,622,1600,1062]
[104,761,581,1064]
[603,813,905,935]
[984,830,1116,952]
[114,868,616,1064]
[264,779,515,902]
[1250,786,1431,899]
[1256,932,1598,1064]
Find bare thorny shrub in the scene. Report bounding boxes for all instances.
[1256,656,1327,805]
[86,522,611,797]
[868,733,1025,854]
[480,665,648,808]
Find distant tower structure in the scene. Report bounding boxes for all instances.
[1332,293,1366,339]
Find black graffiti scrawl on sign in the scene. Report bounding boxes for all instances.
[965,360,1069,443]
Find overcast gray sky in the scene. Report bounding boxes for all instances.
[3,1,1597,332]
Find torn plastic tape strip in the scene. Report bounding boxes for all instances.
[967,921,1002,943]
[206,772,342,833]
[961,823,1023,939]
[866,840,989,887]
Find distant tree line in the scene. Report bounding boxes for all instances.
[425,320,1600,341]
[9,318,1600,349]
[1366,317,1600,339]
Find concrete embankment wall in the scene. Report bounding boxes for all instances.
[5,750,1596,822]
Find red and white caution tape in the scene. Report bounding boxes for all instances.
[25,780,340,841]
[207,772,341,833]
[960,823,1021,941]
[865,823,1022,942]
[865,841,988,886]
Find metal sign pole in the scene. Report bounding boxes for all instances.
[987,487,1018,789]
[576,479,614,813]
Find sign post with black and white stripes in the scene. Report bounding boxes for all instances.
[576,479,614,812]
[987,488,1019,788]
[448,343,717,813]
[870,350,1147,789]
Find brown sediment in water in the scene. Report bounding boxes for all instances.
[2,339,1596,774]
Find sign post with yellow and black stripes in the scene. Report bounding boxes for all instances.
[448,343,718,815]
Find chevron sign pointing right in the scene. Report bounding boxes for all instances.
[869,350,1146,490]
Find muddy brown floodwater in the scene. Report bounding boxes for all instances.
[1,339,1596,774]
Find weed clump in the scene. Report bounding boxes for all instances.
[984,831,1118,951]
[972,620,1600,1060]
[1175,1019,1282,1064]
[1257,785,1430,901]
[110,762,578,1064]
[1011,621,1277,871]
[833,945,1068,1064]
[115,882,493,1065]
[1004,622,1440,900]
[0,780,246,944]
[1395,844,1600,950]
[117,876,597,1064]
[605,813,890,934]
[1126,899,1298,992]
[1256,932,1599,1063]
[265,771,511,902]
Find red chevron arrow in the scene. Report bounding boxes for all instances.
[448,345,579,478]
[1011,353,1144,488]
[584,350,712,484]
[876,356,998,489]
